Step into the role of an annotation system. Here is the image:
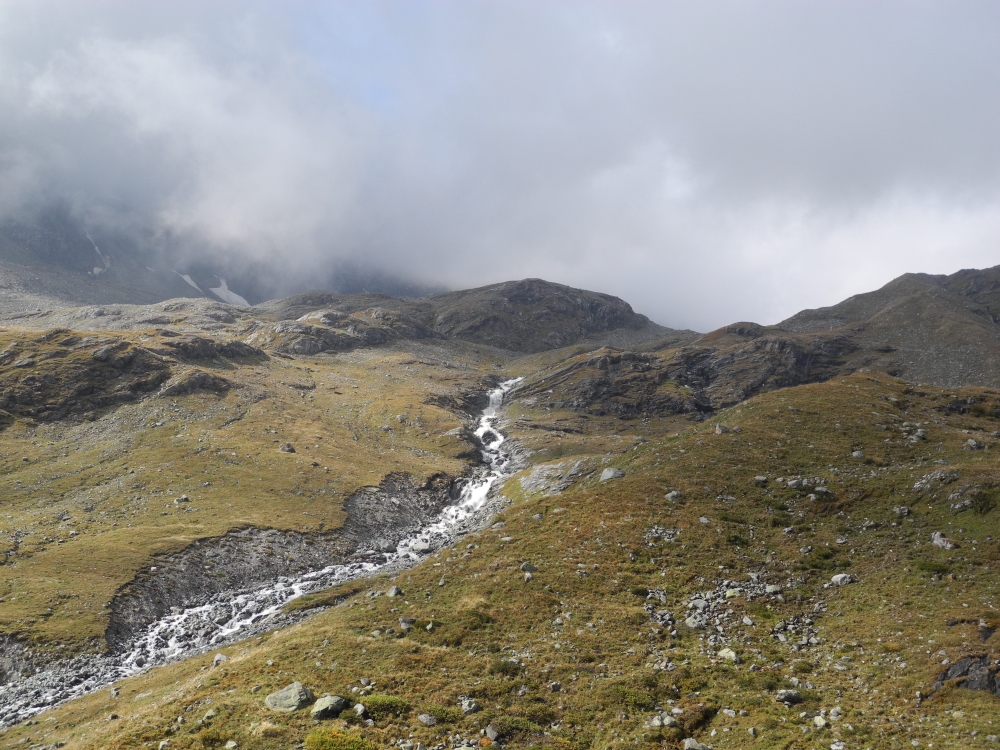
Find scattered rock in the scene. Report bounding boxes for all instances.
[520,562,537,573]
[600,467,625,482]
[278,442,296,453]
[386,585,403,597]
[264,682,314,712]
[417,713,437,726]
[212,653,227,667]
[851,450,864,458]
[311,695,349,719]
[485,723,500,741]
[353,703,368,718]
[714,424,730,434]
[830,573,855,586]
[460,697,480,714]
[683,739,711,750]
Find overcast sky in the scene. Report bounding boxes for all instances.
[1,1,998,330]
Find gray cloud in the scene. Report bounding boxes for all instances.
[0,0,998,329]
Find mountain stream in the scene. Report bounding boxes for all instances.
[0,378,522,728]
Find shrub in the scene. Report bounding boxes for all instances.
[305,730,377,750]
[489,659,523,677]
[604,684,655,711]
[915,560,949,575]
[362,695,410,720]
[629,586,649,598]
[492,715,544,739]
[425,704,463,723]
[972,489,998,515]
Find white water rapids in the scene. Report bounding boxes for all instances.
[0,378,521,727]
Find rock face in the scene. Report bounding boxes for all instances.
[933,655,1000,696]
[0,332,171,424]
[265,682,314,712]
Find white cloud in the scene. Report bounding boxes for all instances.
[0,1,998,326]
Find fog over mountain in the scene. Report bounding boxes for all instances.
[0,1,998,328]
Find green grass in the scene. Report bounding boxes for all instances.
[3,366,1000,749]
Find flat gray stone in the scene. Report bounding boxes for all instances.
[265,682,314,712]
[311,695,349,719]
[600,468,625,482]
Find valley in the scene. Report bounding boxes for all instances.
[0,275,997,749]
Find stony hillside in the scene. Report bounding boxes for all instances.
[0,272,998,749]
[2,368,998,750]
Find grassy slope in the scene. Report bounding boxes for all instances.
[0,332,500,653]
[3,371,999,749]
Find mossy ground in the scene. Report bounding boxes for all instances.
[2,350,999,749]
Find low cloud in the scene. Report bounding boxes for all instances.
[0,1,998,328]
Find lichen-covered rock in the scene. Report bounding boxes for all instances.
[265,682,314,712]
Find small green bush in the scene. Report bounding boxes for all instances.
[305,730,377,750]
[972,490,998,515]
[489,658,523,677]
[604,684,655,711]
[362,695,410,720]
[425,704,463,723]
[492,715,544,739]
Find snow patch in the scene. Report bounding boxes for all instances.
[86,232,111,276]
[174,271,203,293]
[209,277,250,306]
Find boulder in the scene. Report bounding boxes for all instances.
[683,739,711,750]
[264,682,314,712]
[775,689,802,705]
[600,468,625,482]
[718,647,739,663]
[387,585,404,597]
[311,695,349,719]
[278,442,296,453]
[830,573,855,586]
[417,713,437,726]
[931,531,958,550]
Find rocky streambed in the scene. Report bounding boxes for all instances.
[0,378,522,728]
